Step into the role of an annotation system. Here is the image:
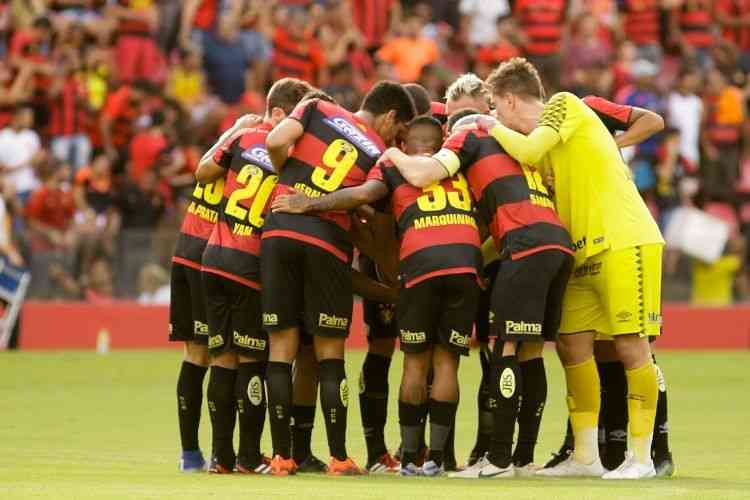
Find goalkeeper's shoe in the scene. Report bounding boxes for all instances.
[179,450,206,473]
[367,452,400,474]
[207,456,233,474]
[653,451,675,477]
[297,454,327,474]
[236,455,271,474]
[602,452,655,480]
[326,457,366,476]
[267,455,297,476]
[535,455,605,478]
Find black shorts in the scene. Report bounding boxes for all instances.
[169,262,208,344]
[261,237,353,338]
[360,254,398,341]
[202,271,268,358]
[491,249,573,342]
[475,260,501,345]
[397,273,480,356]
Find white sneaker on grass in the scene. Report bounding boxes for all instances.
[602,452,656,480]
[534,454,605,478]
[514,463,542,478]
[448,454,514,479]
[421,460,444,477]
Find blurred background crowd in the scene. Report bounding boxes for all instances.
[0,0,748,305]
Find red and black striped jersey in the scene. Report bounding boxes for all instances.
[674,0,713,49]
[435,129,573,260]
[583,95,633,135]
[514,0,567,56]
[263,98,386,263]
[367,160,482,288]
[202,123,277,290]
[619,0,661,46]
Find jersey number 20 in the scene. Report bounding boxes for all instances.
[225,165,278,228]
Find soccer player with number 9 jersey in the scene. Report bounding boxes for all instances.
[261,81,416,476]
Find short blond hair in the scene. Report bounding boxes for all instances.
[485,57,545,100]
[445,73,490,104]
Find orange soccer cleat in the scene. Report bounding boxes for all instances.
[266,455,297,476]
[327,457,367,476]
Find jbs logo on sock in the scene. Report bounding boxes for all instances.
[194,321,209,336]
[505,320,542,335]
[233,331,267,350]
[262,313,278,326]
[499,367,516,398]
[247,375,263,406]
[208,334,224,348]
[488,310,495,325]
[449,329,469,347]
[318,313,349,330]
[340,379,349,408]
[400,330,426,343]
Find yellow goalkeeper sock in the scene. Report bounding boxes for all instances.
[626,361,658,464]
[564,357,600,465]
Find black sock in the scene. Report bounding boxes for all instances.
[443,422,456,467]
[319,359,349,461]
[399,400,427,465]
[489,354,521,468]
[599,361,627,469]
[176,361,208,452]
[472,350,494,455]
[513,357,546,466]
[359,353,391,465]
[291,405,316,463]
[427,399,458,466]
[235,362,266,468]
[652,360,671,458]
[207,366,238,467]
[266,361,293,459]
[420,372,433,453]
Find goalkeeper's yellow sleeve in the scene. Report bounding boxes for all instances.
[488,123,560,166]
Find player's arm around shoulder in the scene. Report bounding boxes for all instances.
[266,118,304,173]
[385,147,451,188]
[271,179,388,214]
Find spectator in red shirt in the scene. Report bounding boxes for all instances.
[129,111,168,184]
[715,0,750,72]
[49,55,91,172]
[107,0,165,84]
[99,80,151,171]
[669,0,713,68]
[271,7,327,86]
[25,159,76,253]
[474,15,523,79]
[351,0,402,53]
[514,0,567,92]
[617,0,663,63]
[8,16,54,72]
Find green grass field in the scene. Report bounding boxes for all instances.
[1,350,749,499]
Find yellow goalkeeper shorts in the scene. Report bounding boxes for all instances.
[559,244,663,338]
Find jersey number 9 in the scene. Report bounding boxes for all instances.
[311,139,359,192]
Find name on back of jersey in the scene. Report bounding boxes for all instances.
[323,117,381,158]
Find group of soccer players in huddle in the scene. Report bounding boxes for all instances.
[169,57,675,480]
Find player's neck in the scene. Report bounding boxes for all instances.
[354,110,375,128]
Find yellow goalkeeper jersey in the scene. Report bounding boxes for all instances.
[537,92,664,264]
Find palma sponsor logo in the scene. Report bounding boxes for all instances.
[247,375,263,406]
[400,330,426,343]
[499,367,516,398]
[318,313,349,330]
[233,331,267,350]
[505,320,542,335]
[262,313,278,326]
[208,334,224,348]
[194,321,209,336]
[449,329,469,347]
[241,146,273,171]
[323,117,381,157]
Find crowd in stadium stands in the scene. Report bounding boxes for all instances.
[0,0,749,304]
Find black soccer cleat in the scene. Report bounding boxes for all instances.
[653,451,675,477]
[296,454,328,473]
[544,443,573,469]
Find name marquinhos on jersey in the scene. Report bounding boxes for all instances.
[323,117,381,158]
[188,202,218,223]
[413,213,477,230]
[241,145,274,171]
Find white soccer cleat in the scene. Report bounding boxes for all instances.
[602,452,656,480]
[421,460,444,477]
[534,454,605,478]
[514,463,543,478]
[448,455,514,479]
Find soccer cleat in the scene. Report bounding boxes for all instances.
[514,463,542,478]
[179,450,206,473]
[449,455,514,479]
[400,462,421,476]
[466,446,488,467]
[654,452,675,478]
[236,456,272,474]
[420,460,444,477]
[297,454,328,473]
[367,453,400,474]
[602,452,656,480]
[544,443,573,469]
[327,457,366,476]
[207,456,233,474]
[535,455,605,478]
[266,455,297,476]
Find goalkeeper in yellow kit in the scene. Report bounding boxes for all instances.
[476,58,664,479]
